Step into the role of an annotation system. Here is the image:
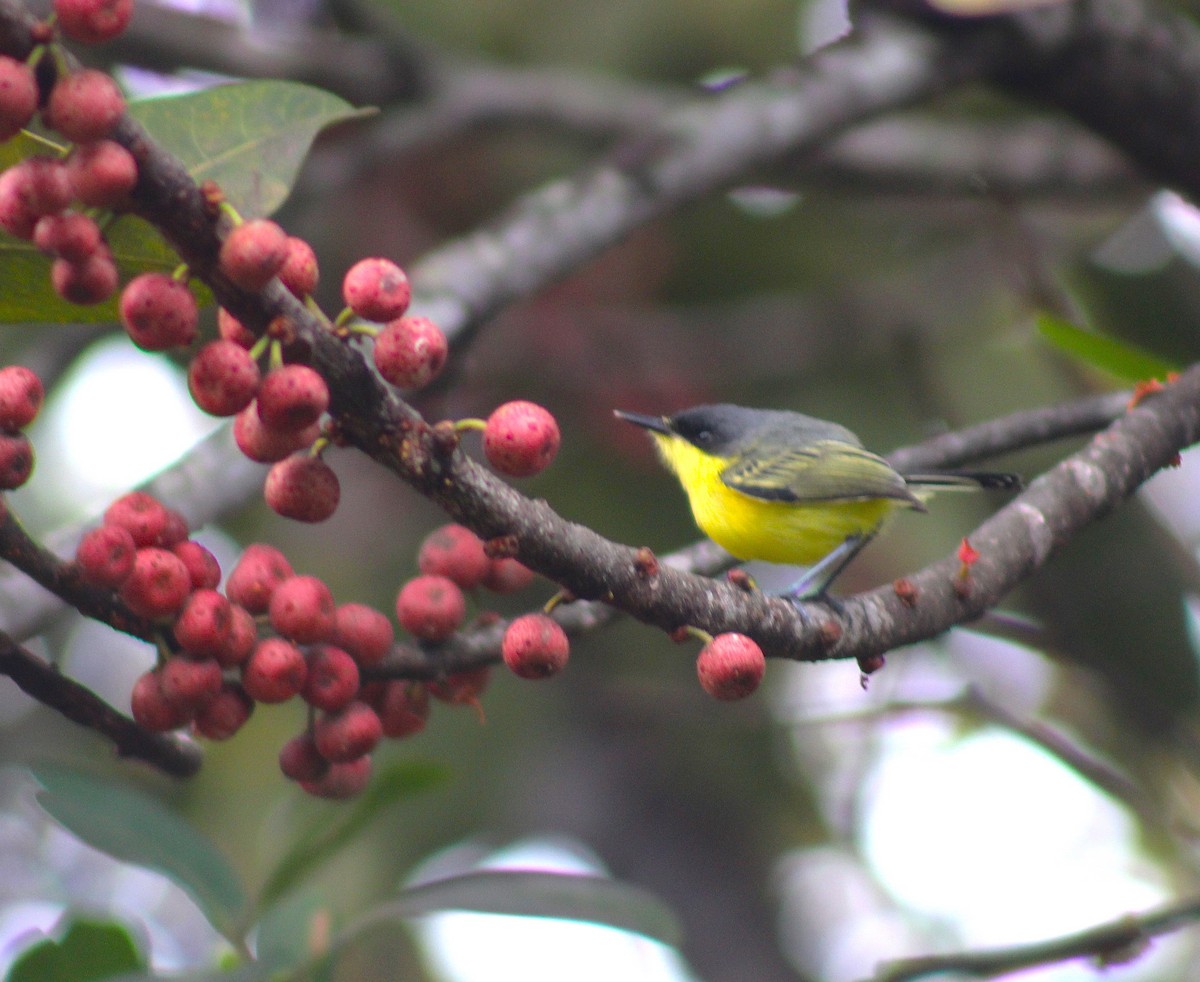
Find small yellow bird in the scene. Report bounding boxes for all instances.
[615,404,1020,597]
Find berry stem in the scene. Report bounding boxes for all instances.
[453,418,486,433]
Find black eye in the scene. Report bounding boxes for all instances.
[695,429,712,445]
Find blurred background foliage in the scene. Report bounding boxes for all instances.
[5,1,1200,980]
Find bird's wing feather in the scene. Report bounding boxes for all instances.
[720,439,917,504]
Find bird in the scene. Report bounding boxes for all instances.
[615,403,1020,598]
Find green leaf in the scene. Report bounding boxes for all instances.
[253,888,332,973]
[30,764,248,943]
[255,759,447,913]
[6,916,145,982]
[128,81,371,218]
[1036,312,1178,382]
[344,870,683,948]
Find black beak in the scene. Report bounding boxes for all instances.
[613,410,672,435]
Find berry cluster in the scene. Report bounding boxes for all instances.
[0,365,42,490]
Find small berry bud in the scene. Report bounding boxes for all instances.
[483,400,560,477]
[45,69,125,143]
[187,340,261,417]
[217,307,257,349]
[333,603,394,667]
[278,236,319,298]
[313,701,382,762]
[225,543,293,614]
[75,524,136,588]
[502,613,569,679]
[219,219,288,290]
[242,637,307,703]
[395,574,466,642]
[373,315,447,390]
[417,523,490,590]
[696,633,765,701]
[256,364,328,432]
[120,274,198,352]
[342,257,410,321]
[0,366,43,430]
[268,574,336,644]
[264,455,340,523]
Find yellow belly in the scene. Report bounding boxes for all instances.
[688,481,897,564]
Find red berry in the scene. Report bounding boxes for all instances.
[19,157,73,216]
[242,637,307,703]
[45,69,125,143]
[483,557,535,594]
[120,274,198,352]
[256,364,328,432]
[0,366,43,430]
[395,574,466,642]
[264,454,340,523]
[696,633,765,700]
[0,167,38,239]
[159,509,190,549]
[369,680,429,738]
[0,432,33,489]
[75,523,136,588]
[483,401,560,477]
[225,543,293,614]
[268,574,335,644]
[130,669,191,731]
[66,139,138,207]
[104,491,169,548]
[159,654,222,710]
[193,682,254,741]
[302,645,360,712]
[278,236,319,298]
[219,219,287,290]
[417,524,490,590]
[313,700,382,762]
[172,539,221,590]
[218,603,258,668]
[233,402,319,463]
[427,666,489,706]
[342,257,409,321]
[373,315,447,390]
[119,547,191,619]
[0,57,37,141]
[51,249,118,305]
[300,755,371,800]
[54,0,133,43]
[501,613,569,680]
[279,732,329,782]
[187,340,261,417]
[33,212,102,264]
[173,588,233,659]
[217,307,256,349]
[333,603,394,667]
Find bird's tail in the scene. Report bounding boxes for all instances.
[904,471,1024,493]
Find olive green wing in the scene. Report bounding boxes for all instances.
[720,439,919,504]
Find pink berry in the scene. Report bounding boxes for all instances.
[278,236,319,298]
[333,602,394,667]
[159,509,190,549]
[483,401,560,477]
[483,557,535,594]
[256,364,328,432]
[193,682,254,741]
[264,454,340,523]
[130,670,190,731]
[19,157,73,217]
[696,633,765,701]
[0,57,37,141]
[119,547,191,619]
[188,339,261,417]
[75,523,136,588]
[120,273,198,352]
[417,524,490,590]
[159,654,222,711]
[33,212,102,264]
[172,539,221,591]
[342,257,409,321]
[217,307,256,349]
[268,574,336,644]
[104,491,169,548]
[54,0,133,44]
[173,588,233,659]
[395,574,466,642]
[45,69,125,143]
[0,433,33,489]
[218,603,258,668]
[373,315,447,390]
[0,366,43,429]
[0,167,38,239]
[66,139,138,207]
[219,219,287,290]
[225,543,293,614]
[233,402,320,463]
[51,249,118,305]
[279,732,329,782]
[369,680,429,738]
[302,645,360,712]
[242,637,307,703]
[501,613,569,680]
[300,755,371,800]
[313,701,382,762]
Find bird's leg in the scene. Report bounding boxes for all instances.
[781,533,873,605]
